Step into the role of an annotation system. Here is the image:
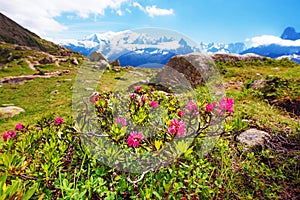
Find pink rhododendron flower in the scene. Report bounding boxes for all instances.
[141,96,147,102]
[3,130,16,141]
[185,100,199,116]
[149,100,159,108]
[168,118,186,138]
[129,93,135,99]
[135,86,142,93]
[15,123,24,131]
[3,131,11,141]
[116,117,126,127]
[205,102,217,112]
[127,131,143,147]
[90,93,99,103]
[54,117,64,125]
[219,97,234,114]
[177,110,185,118]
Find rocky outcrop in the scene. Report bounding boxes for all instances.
[157,53,217,89]
[109,59,120,67]
[0,106,25,118]
[39,56,54,64]
[210,53,265,63]
[89,51,106,62]
[70,57,79,65]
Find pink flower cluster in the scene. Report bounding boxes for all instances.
[219,97,234,114]
[135,86,142,93]
[15,123,24,131]
[3,130,16,141]
[127,131,143,147]
[168,118,186,138]
[185,100,199,116]
[54,117,64,125]
[177,110,185,118]
[149,100,159,108]
[2,123,24,141]
[90,93,100,103]
[116,117,126,127]
[205,97,234,115]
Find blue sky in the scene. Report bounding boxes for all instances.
[1,0,300,43]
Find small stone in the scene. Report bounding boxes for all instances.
[51,90,59,94]
[237,128,270,150]
[70,57,79,65]
[85,88,94,91]
[250,79,266,90]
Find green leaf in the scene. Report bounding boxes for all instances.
[21,185,37,200]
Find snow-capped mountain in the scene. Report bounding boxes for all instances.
[241,27,300,63]
[60,30,200,66]
[60,27,300,66]
[199,42,246,54]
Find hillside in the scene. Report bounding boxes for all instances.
[0,12,71,54]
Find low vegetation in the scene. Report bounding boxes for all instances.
[0,53,299,199]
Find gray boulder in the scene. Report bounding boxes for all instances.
[156,53,220,89]
[237,129,270,149]
[0,106,25,118]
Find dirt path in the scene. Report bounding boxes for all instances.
[0,70,70,85]
[24,58,37,72]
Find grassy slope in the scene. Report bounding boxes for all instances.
[0,55,299,199]
[1,57,299,135]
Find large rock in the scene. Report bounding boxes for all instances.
[237,129,270,149]
[210,53,265,63]
[89,51,106,62]
[0,106,25,118]
[157,53,218,89]
[109,59,120,66]
[39,56,53,64]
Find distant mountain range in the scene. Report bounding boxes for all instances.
[60,27,300,66]
[59,30,201,67]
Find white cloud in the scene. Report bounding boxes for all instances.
[145,5,174,17]
[247,35,300,47]
[133,2,144,11]
[133,2,174,17]
[0,0,128,37]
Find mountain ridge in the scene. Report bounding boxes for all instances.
[0,12,73,54]
[59,26,300,65]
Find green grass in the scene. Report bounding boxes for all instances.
[0,55,299,199]
[0,59,35,78]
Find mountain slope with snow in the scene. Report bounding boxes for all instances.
[60,30,201,66]
[60,27,300,66]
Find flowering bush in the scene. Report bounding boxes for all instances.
[76,85,234,172]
